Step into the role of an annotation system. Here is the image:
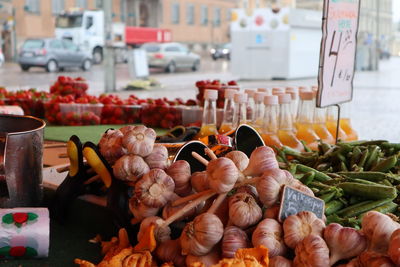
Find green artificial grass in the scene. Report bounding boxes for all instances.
[45,125,168,143]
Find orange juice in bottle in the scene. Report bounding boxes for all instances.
[326,106,348,141]
[295,91,320,150]
[340,103,358,141]
[196,89,218,139]
[278,94,303,151]
[219,89,236,134]
[251,92,267,132]
[314,107,335,144]
[232,93,248,128]
[261,95,283,148]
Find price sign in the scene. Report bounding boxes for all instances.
[317,0,361,107]
[278,186,325,222]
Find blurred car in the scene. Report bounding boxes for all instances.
[141,42,200,73]
[210,43,231,60]
[18,38,92,72]
[0,48,4,66]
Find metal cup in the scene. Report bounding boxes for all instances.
[0,115,46,208]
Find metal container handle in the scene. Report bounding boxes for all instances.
[0,132,9,198]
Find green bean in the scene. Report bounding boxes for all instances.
[309,181,332,190]
[319,141,332,155]
[350,147,362,167]
[357,149,369,168]
[300,140,313,153]
[320,191,337,203]
[380,179,393,187]
[296,164,331,182]
[365,146,380,170]
[340,161,348,171]
[316,163,331,172]
[337,198,393,218]
[325,200,345,215]
[349,196,364,205]
[381,142,400,151]
[338,182,397,200]
[371,155,398,172]
[345,177,381,185]
[337,172,396,183]
[358,202,398,219]
[300,171,315,185]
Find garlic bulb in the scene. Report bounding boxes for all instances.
[113,154,150,182]
[207,157,241,194]
[128,196,159,222]
[263,204,280,220]
[98,129,126,164]
[180,213,224,256]
[225,150,249,173]
[137,216,171,243]
[122,125,156,157]
[186,249,221,267]
[256,168,295,207]
[228,193,262,229]
[252,218,287,257]
[191,171,209,192]
[135,169,175,208]
[222,226,250,258]
[356,251,396,267]
[155,239,186,267]
[162,193,199,221]
[269,256,293,267]
[389,229,400,265]
[235,185,259,200]
[243,146,279,177]
[324,223,367,265]
[293,234,330,267]
[167,160,192,197]
[292,179,315,197]
[361,211,400,253]
[283,211,325,249]
[144,144,169,170]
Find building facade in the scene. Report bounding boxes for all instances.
[0,0,237,61]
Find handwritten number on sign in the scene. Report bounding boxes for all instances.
[329,30,343,87]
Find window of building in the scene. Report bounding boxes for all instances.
[171,3,180,24]
[186,4,195,25]
[201,5,208,26]
[96,0,103,8]
[52,0,64,14]
[75,0,87,9]
[25,0,40,14]
[214,7,221,27]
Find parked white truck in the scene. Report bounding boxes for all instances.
[55,9,172,64]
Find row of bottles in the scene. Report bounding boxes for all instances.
[197,87,358,151]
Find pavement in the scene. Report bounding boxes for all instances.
[0,57,400,142]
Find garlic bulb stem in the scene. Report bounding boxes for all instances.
[192,151,209,166]
[162,190,216,227]
[173,177,261,207]
[208,192,228,214]
[172,189,213,207]
[205,148,218,160]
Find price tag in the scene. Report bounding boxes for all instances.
[278,185,325,222]
[317,0,361,107]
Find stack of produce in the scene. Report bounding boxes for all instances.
[75,128,400,266]
[49,76,88,98]
[277,140,400,229]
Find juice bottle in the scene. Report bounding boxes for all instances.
[326,106,348,141]
[278,94,304,151]
[272,87,285,96]
[286,87,299,122]
[251,92,266,132]
[219,89,236,134]
[313,106,335,145]
[196,89,218,139]
[341,103,358,141]
[257,88,269,94]
[232,93,248,128]
[245,89,255,123]
[296,91,319,151]
[261,95,283,148]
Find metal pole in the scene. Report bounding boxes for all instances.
[104,0,115,92]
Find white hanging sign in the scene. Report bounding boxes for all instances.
[317,0,361,107]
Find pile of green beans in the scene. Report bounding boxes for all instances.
[277,140,400,228]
